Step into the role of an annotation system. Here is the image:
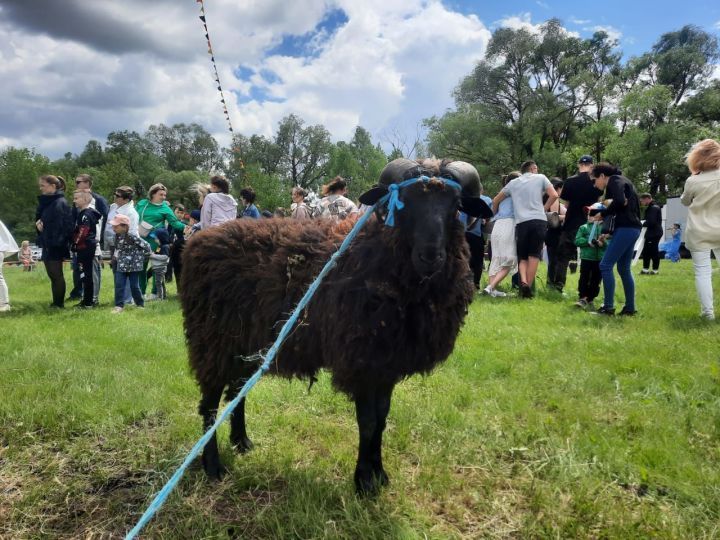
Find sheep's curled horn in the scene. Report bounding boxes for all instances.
[358,158,493,219]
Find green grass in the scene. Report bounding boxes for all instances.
[0,261,719,538]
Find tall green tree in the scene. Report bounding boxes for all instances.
[275,114,332,189]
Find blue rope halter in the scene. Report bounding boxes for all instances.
[383,175,463,227]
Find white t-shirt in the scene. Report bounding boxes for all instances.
[502,173,552,224]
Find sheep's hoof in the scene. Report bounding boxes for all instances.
[231,436,254,454]
[354,466,389,496]
[202,457,227,480]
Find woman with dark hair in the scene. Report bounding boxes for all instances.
[200,175,237,228]
[319,176,358,220]
[590,163,642,316]
[135,183,186,296]
[681,138,720,320]
[35,175,74,308]
[545,177,567,291]
[291,186,310,219]
[239,187,261,219]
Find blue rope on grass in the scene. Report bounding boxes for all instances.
[125,175,462,538]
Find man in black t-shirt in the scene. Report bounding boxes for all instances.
[551,155,603,293]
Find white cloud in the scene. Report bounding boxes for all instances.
[495,12,579,38]
[0,0,491,158]
[570,18,591,25]
[714,20,720,30]
[536,1,549,9]
[586,25,623,44]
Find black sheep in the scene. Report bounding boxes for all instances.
[180,158,490,494]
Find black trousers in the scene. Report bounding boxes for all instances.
[578,259,602,302]
[76,250,95,306]
[549,228,578,291]
[465,233,486,288]
[642,238,660,270]
[44,259,66,307]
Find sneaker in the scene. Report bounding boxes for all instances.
[575,299,588,308]
[640,269,650,275]
[650,270,659,275]
[111,306,124,314]
[619,307,637,316]
[701,312,715,321]
[0,305,11,312]
[74,302,94,309]
[594,305,615,316]
[486,288,507,297]
[145,293,158,301]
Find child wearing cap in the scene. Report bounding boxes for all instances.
[109,213,151,313]
[574,203,610,309]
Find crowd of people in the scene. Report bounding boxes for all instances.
[0,140,718,321]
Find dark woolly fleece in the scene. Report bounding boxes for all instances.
[181,190,474,400]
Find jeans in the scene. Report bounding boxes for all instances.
[599,227,641,311]
[691,249,719,318]
[0,252,8,307]
[114,271,144,308]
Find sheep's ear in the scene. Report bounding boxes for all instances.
[460,197,493,219]
[359,186,388,206]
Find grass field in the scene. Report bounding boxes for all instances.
[0,260,719,539]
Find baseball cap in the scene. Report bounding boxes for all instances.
[109,214,130,226]
[578,155,594,164]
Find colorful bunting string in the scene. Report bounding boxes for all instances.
[196,0,234,135]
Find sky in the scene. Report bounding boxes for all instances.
[0,0,719,160]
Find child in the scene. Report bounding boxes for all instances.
[109,214,150,313]
[660,223,682,263]
[148,228,171,300]
[184,210,202,240]
[574,204,610,309]
[19,241,34,271]
[71,190,102,308]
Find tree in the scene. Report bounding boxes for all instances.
[145,123,221,172]
[0,148,52,239]
[77,140,106,168]
[105,130,164,194]
[275,114,332,189]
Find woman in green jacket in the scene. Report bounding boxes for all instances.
[136,183,186,296]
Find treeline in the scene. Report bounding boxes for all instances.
[0,115,389,240]
[426,21,720,196]
[2,21,720,240]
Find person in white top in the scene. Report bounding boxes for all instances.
[105,186,139,306]
[200,176,238,228]
[681,139,720,320]
[319,176,358,221]
[0,219,20,311]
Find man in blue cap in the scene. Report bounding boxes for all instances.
[551,155,603,293]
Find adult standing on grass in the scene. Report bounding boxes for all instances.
[135,183,186,296]
[0,219,19,312]
[681,139,720,321]
[590,163,642,316]
[35,175,74,308]
[639,193,663,275]
[554,155,603,291]
[492,160,558,299]
[484,172,520,297]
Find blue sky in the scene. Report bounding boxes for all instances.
[1,0,718,158]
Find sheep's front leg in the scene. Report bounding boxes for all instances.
[199,384,226,479]
[354,384,394,495]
